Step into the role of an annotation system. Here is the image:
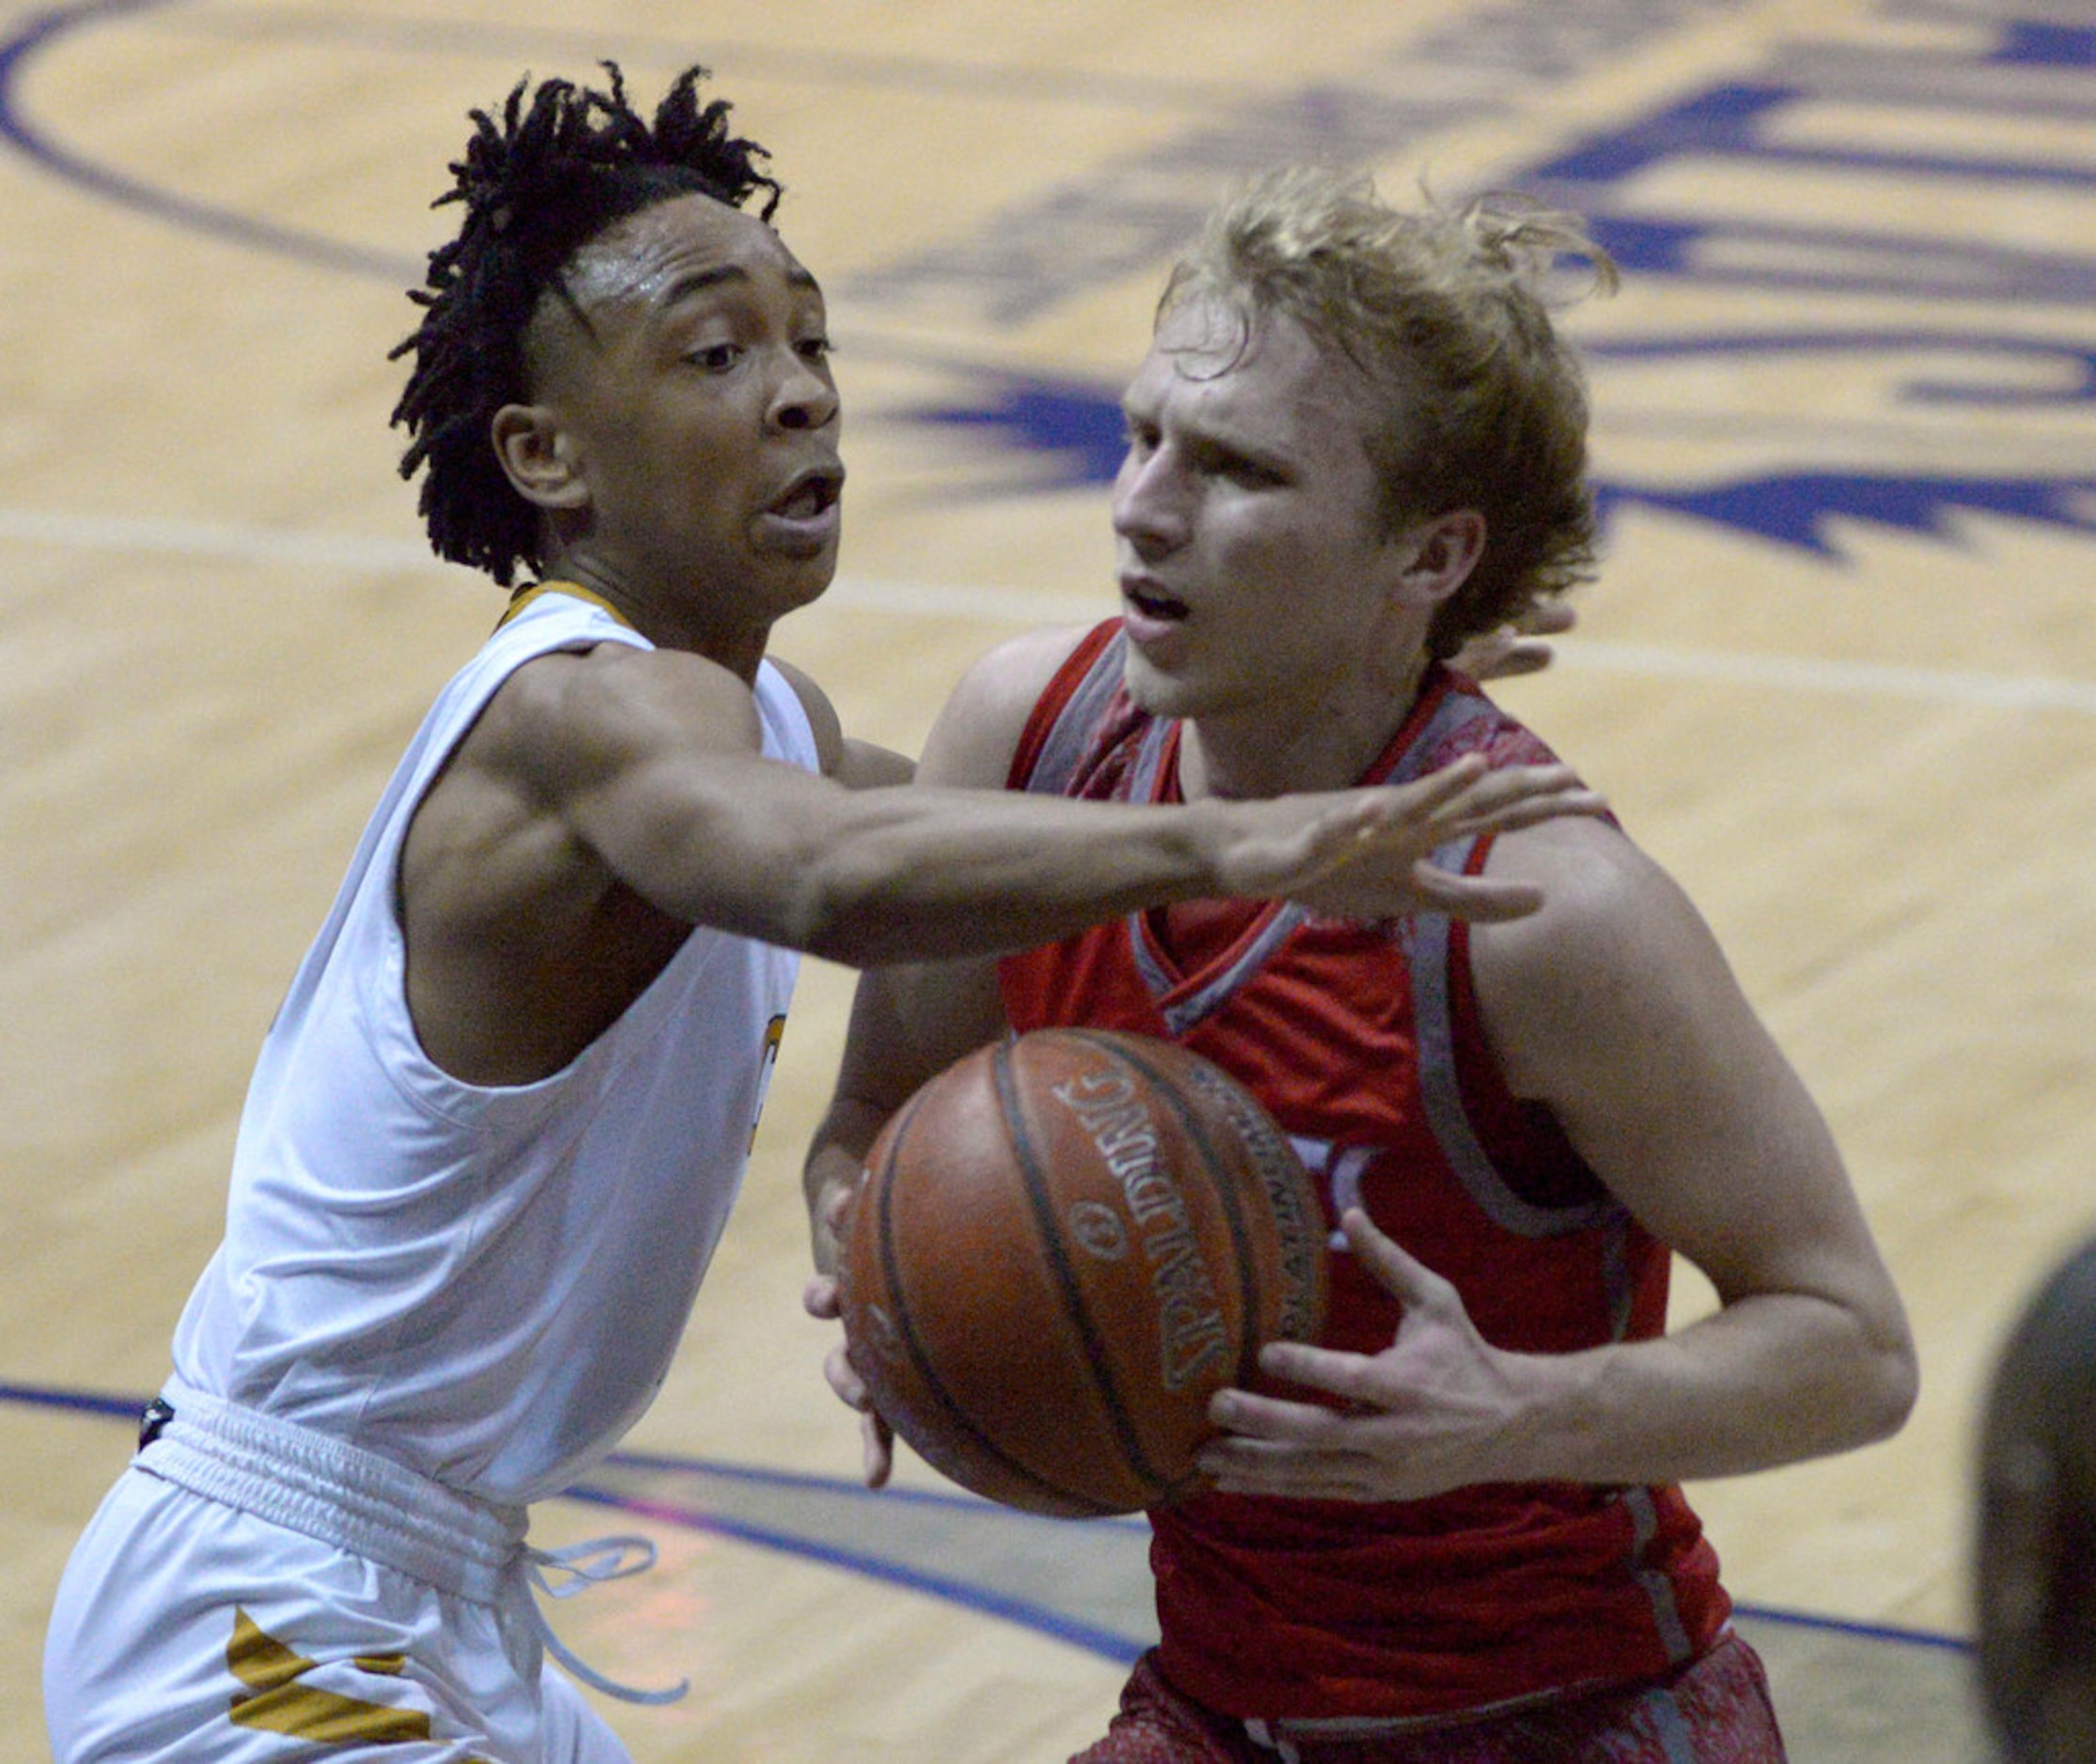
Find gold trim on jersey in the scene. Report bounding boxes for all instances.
[497,580,634,631]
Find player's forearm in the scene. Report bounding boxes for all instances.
[644,779,1236,965]
[787,788,1220,963]
[1503,1290,1917,1486]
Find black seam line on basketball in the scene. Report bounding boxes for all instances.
[995,1036,1174,1501]
[1074,1031,1264,1387]
[877,1061,1120,1518]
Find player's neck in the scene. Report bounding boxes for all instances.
[1179,655,1431,801]
[537,550,772,683]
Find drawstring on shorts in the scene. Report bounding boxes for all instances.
[522,1535,689,1705]
[135,1386,689,1707]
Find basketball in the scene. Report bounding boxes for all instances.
[836,1028,1328,1517]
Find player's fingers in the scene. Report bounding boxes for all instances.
[1318,757,1494,864]
[1252,1350,1352,1409]
[1484,641,1554,679]
[1377,751,1488,820]
[803,1273,843,1320]
[1201,1449,1385,1502]
[826,1338,872,1409]
[1341,1208,1452,1313]
[1330,755,1488,845]
[862,1410,893,1488]
[1405,865,1547,921]
[1206,1383,1353,1443]
[1440,786,1608,839]
[822,1178,862,1242]
[1521,599,1577,638]
[1427,764,1596,828]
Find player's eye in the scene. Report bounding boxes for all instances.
[1219,455,1284,489]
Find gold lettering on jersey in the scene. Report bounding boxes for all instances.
[1049,1064,1228,1391]
[748,1012,789,1153]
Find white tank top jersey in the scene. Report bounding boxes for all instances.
[169,588,817,1509]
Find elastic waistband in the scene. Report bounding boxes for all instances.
[137,1383,526,1604]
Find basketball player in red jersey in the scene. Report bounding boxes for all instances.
[804,168,1917,1762]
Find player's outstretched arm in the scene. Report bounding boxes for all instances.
[513,640,1602,967]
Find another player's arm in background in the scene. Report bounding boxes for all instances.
[767,655,917,790]
[1446,596,1577,682]
[795,630,1073,1483]
[798,625,1075,1276]
[1198,813,1918,1502]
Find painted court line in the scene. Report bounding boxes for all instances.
[5,504,2094,717]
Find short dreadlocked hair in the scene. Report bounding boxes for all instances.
[391,64,783,586]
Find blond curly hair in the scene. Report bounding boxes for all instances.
[1157,167,1618,657]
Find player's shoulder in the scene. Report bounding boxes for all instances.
[1474,813,1722,1000]
[958,623,1103,705]
[919,624,1101,788]
[480,640,766,778]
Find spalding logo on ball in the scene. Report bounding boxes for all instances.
[836,1028,1328,1517]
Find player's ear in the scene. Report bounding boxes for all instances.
[1392,508,1486,607]
[490,404,591,511]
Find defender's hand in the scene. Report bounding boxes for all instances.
[1248,758,1605,924]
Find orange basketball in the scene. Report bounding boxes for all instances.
[837,1028,1327,1517]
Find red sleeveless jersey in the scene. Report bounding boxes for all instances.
[998,621,1731,1723]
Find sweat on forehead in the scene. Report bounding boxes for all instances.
[559,193,798,306]
[519,193,804,385]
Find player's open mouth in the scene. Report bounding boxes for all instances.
[769,469,843,521]
[1123,580,1188,622]
[757,467,845,557]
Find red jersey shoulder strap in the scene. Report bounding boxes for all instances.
[1392,673,1623,1251]
[1006,620,1126,794]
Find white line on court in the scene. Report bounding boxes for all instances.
[7,504,2095,717]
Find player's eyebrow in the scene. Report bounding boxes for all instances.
[660,261,823,307]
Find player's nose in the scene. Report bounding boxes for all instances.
[1112,445,1189,553]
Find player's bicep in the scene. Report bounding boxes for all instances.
[514,646,816,921]
[1471,823,1874,1304]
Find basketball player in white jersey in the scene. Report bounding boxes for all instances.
[39,66,1598,1764]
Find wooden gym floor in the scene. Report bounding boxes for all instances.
[5,0,2094,1757]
